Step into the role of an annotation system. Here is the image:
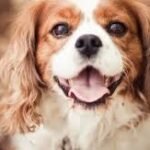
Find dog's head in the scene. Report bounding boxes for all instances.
[0,0,150,134]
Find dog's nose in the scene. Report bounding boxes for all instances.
[75,34,102,58]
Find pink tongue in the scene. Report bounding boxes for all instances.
[69,69,110,103]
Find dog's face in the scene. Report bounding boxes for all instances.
[36,0,143,109]
[0,0,150,133]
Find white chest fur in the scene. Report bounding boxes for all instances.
[67,109,150,150]
[11,94,150,150]
[12,114,150,150]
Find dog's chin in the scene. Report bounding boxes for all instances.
[54,66,123,109]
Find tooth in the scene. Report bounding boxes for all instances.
[104,76,107,82]
[69,79,73,86]
[104,77,109,86]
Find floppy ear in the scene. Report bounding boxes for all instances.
[135,1,150,102]
[134,0,150,102]
[123,0,150,48]
[126,0,150,101]
[0,1,46,134]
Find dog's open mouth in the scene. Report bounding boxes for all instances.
[54,67,123,107]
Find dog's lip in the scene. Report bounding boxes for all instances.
[54,67,123,107]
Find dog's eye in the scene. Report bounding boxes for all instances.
[51,22,71,38]
[107,22,127,37]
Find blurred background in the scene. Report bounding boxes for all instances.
[0,0,26,56]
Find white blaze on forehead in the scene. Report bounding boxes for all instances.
[68,0,102,16]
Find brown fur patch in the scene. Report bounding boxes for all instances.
[94,0,150,106]
[0,0,150,135]
[0,0,81,134]
[36,4,81,83]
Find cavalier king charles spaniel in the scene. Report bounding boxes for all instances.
[0,0,150,149]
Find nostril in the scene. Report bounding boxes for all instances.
[75,34,102,58]
[75,39,84,48]
[91,37,102,48]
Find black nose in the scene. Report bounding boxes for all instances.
[75,34,102,58]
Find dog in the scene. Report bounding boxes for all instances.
[0,0,150,149]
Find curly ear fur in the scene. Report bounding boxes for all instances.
[0,1,46,134]
[0,0,150,135]
[134,0,150,102]
[121,0,150,49]
[134,0,150,103]
[123,0,150,102]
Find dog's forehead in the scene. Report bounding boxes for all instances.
[68,0,104,17]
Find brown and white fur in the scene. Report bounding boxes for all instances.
[0,0,150,149]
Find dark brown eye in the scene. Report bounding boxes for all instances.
[51,22,71,38]
[107,22,127,37]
